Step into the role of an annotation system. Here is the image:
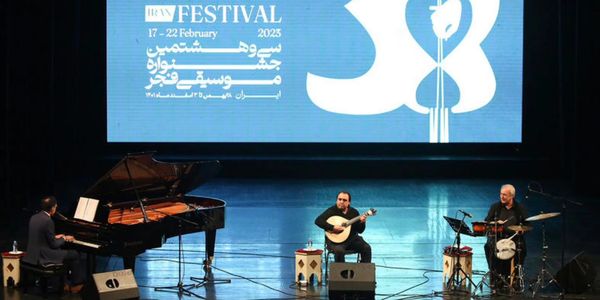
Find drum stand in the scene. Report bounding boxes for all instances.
[474,221,514,297]
[530,220,561,298]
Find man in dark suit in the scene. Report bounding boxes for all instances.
[23,196,84,292]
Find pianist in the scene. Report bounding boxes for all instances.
[23,196,85,293]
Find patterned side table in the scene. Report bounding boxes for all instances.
[2,251,26,287]
[295,249,323,285]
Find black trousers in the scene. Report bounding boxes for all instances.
[63,250,86,285]
[328,235,372,263]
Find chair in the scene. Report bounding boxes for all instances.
[20,261,66,298]
[323,237,361,283]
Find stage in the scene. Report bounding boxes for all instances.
[2,178,598,299]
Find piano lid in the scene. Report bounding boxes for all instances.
[83,152,221,203]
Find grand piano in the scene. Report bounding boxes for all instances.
[54,152,226,272]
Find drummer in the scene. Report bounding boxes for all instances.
[484,184,528,285]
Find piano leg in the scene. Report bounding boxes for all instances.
[191,229,231,286]
[123,255,136,273]
[205,229,216,263]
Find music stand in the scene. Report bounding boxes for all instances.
[443,216,478,291]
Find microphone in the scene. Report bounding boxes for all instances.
[55,211,68,220]
[458,209,472,218]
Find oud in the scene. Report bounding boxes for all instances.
[325,208,377,244]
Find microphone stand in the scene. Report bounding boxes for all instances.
[123,155,149,223]
[153,208,207,299]
[190,210,231,289]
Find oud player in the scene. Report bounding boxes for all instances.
[315,191,372,263]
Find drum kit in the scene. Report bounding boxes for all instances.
[471,211,561,296]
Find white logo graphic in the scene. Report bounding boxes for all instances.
[306,0,499,142]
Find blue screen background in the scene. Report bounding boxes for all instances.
[107,0,522,142]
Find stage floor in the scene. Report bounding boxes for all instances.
[3,178,599,299]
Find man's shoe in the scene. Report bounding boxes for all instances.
[63,283,84,294]
[70,283,84,294]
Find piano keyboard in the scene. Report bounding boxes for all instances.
[71,239,101,249]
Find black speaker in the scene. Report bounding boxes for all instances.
[555,252,596,294]
[328,263,376,291]
[81,269,139,300]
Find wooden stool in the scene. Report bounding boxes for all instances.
[2,251,26,287]
[295,249,323,285]
[509,257,523,288]
[442,246,473,287]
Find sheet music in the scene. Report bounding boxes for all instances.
[74,197,99,222]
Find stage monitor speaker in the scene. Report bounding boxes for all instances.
[555,252,596,294]
[328,263,376,291]
[82,269,139,300]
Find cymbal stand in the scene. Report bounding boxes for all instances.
[530,219,560,298]
[527,183,583,271]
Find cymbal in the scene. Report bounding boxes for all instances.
[525,212,561,222]
[507,224,533,232]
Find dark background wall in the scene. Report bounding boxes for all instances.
[2,0,599,221]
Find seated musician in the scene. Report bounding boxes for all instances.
[23,196,85,293]
[314,191,371,263]
[484,184,528,287]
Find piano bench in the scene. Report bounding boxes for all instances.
[20,262,66,298]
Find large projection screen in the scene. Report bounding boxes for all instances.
[107,0,523,143]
